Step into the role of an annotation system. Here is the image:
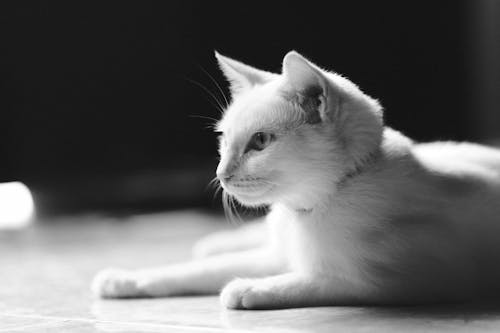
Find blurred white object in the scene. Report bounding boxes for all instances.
[0,182,34,229]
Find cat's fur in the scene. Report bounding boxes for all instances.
[92,51,500,309]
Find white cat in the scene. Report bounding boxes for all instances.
[92,51,500,309]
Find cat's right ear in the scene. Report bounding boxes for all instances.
[282,51,343,124]
[215,51,277,97]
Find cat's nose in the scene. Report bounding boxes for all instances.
[216,156,239,183]
[217,172,234,183]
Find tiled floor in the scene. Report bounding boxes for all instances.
[2,210,500,332]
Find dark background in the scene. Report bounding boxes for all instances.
[1,1,499,216]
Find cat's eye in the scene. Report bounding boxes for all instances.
[246,132,274,152]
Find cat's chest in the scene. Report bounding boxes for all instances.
[272,204,362,275]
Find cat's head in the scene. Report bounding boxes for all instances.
[214,51,383,210]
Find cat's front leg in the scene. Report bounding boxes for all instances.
[92,248,284,299]
[192,221,267,258]
[220,273,348,310]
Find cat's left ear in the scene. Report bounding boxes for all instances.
[282,51,338,123]
[215,51,277,98]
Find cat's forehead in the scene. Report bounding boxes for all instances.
[217,85,301,139]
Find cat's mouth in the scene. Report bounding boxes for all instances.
[222,177,275,203]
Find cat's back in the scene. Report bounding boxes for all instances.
[412,141,500,182]
[408,140,500,235]
[342,130,500,209]
[361,130,500,215]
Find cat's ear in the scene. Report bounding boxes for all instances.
[282,51,338,123]
[215,51,277,97]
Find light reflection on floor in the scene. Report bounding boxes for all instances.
[0,182,34,229]
[2,210,500,332]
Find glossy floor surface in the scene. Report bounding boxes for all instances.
[2,210,500,332]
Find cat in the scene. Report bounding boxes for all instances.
[92,51,500,309]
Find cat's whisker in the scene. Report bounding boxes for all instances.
[189,115,218,131]
[185,77,226,113]
[222,191,233,223]
[207,176,220,187]
[222,191,243,226]
[205,176,220,193]
[196,63,230,109]
[189,114,219,123]
[230,195,244,225]
[205,177,224,204]
[227,194,237,225]
[213,185,223,199]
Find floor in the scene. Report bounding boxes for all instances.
[2,210,500,332]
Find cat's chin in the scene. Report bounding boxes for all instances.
[225,186,276,207]
[231,193,273,207]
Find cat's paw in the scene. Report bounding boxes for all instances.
[91,268,145,299]
[220,278,274,310]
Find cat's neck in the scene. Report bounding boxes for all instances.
[337,147,381,187]
[278,147,382,215]
[277,128,408,214]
